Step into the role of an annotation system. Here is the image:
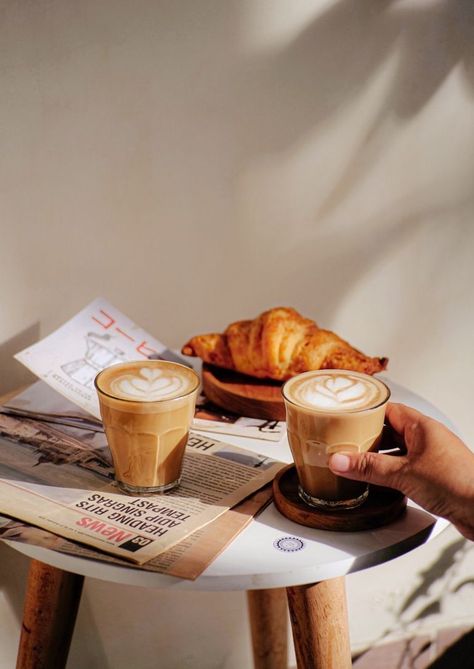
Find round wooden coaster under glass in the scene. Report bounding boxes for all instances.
[273,465,407,532]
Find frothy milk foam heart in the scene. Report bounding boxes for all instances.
[284,371,388,412]
[105,365,196,402]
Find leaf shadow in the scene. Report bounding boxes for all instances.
[398,537,466,616]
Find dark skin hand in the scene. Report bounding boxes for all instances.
[329,403,474,540]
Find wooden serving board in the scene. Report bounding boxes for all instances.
[273,465,407,532]
[201,364,286,421]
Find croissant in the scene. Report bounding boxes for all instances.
[181,307,388,381]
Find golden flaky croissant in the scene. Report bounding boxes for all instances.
[181,307,388,381]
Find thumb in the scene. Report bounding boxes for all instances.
[328,451,404,488]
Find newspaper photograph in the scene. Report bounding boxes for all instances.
[13,298,284,441]
[0,410,283,565]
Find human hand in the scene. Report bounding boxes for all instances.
[328,403,474,540]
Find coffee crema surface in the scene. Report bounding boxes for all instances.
[283,370,389,413]
[97,362,198,402]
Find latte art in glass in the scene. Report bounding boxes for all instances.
[96,360,199,404]
[285,371,388,412]
[95,360,200,494]
[110,367,192,401]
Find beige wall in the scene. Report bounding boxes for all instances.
[1,1,474,666]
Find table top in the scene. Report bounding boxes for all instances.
[4,377,450,591]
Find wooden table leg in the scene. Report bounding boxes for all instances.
[16,559,84,669]
[247,588,288,669]
[286,577,351,669]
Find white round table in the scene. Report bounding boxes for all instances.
[6,379,450,669]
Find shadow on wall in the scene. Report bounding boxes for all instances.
[225,0,474,316]
[374,534,474,651]
[1,0,473,343]
[352,534,474,666]
[0,325,39,395]
[234,0,474,156]
[428,628,474,668]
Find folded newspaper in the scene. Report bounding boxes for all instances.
[0,484,274,580]
[0,299,286,572]
[0,417,282,565]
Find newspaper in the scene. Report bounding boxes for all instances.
[0,409,283,565]
[14,297,284,442]
[194,397,283,442]
[0,484,273,580]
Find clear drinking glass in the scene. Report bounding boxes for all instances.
[95,360,200,495]
[282,370,390,510]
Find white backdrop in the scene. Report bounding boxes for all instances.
[1,1,474,666]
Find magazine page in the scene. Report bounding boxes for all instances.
[14,297,186,419]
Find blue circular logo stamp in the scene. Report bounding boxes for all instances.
[273,536,305,552]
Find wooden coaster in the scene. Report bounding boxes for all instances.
[201,364,285,421]
[273,465,407,532]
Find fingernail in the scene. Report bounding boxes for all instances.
[330,454,351,472]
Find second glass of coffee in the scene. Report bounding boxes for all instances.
[282,370,390,510]
[95,360,200,495]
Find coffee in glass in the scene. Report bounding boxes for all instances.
[282,369,390,509]
[95,360,200,495]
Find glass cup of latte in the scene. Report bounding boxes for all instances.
[282,369,390,510]
[95,360,200,495]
